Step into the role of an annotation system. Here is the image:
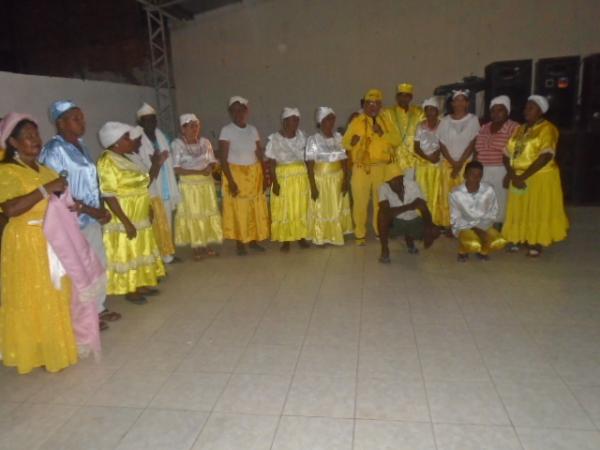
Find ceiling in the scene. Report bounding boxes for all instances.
[139,0,242,21]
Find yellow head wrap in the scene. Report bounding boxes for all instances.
[364,89,383,102]
[397,83,414,94]
[386,164,404,181]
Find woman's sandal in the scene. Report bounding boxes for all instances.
[125,294,147,305]
[457,254,469,263]
[99,320,109,331]
[99,310,122,322]
[526,248,541,258]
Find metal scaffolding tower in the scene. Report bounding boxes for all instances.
[137,0,183,136]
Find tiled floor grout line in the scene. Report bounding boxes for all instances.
[408,283,440,450]
[455,287,527,450]
[350,246,368,449]
[268,247,332,450]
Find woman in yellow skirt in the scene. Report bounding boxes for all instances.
[414,97,443,225]
[218,96,269,255]
[266,107,311,252]
[0,113,77,374]
[97,122,165,304]
[305,107,352,246]
[437,90,481,230]
[172,114,222,260]
[502,95,569,257]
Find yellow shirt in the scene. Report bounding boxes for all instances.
[388,105,425,150]
[505,120,559,173]
[342,111,401,167]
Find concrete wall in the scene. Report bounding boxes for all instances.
[171,0,600,140]
[0,71,156,159]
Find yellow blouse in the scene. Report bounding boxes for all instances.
[0,162,57,216]
[387,105,425,151]
[97,150,150,197]
[505,120,559,173]
[342,111,401,166]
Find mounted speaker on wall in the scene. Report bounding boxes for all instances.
[484,59,532,123]
[581,53,600,133]
[535,55,580,129]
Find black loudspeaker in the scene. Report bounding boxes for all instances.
[556,130,600,205]
[535,56,580,128]
[581,53,600,133]
[484,59,532,123]
[433,76,486,115]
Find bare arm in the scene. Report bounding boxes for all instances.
[218,140,238,196]
[517,153,553,181]
[306,160,318,200]
[103,196,137,239]
[0,177,66,217]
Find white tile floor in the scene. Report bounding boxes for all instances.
[0,207,599,450]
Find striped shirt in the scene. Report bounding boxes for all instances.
[475,120,519,166]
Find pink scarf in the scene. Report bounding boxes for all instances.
[43,190,103,359]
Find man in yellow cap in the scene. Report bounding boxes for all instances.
[388,83,425,181]
[343,89,401,245]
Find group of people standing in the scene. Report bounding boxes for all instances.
[0,81,569,375]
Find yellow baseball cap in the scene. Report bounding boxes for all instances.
[397,83,414,94]
[364,89,383,102]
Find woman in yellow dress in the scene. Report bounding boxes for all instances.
[266,107,311,252]
[502,95,569,257]
[97,122,165,304]
[172,114,223,260]
[414,97,443,225]
[0,113,78,374]
[305,107,352,246]
[218,96,269,256]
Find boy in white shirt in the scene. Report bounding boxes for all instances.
[377,168,439,263]
[450,160,506,262]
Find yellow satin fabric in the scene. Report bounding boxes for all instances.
[506,120,559,173]
[150,197,175,257]
[437,160,466,227]
[458,228,506,255]
[97,151,165,295]
[388,105,425,172]
[271,162,310,242]
[342,112,401,167]
[415,159,442,225]
[503,120,568,246]
[175,174,223,248]
[308,162,353,245]
[0,163,78,374]
[351,163,395,239]
[222,162,269,243]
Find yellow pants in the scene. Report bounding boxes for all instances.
[351,163,394,239]
[458,228,506,255]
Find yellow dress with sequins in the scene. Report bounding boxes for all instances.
[97,151,165,295]
[0,162,78,374]
[502,120,569,246]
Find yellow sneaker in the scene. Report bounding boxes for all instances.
[355,238,366,246]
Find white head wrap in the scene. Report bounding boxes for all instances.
[228,96,248,107]
[452,89,470,100]
[316,106,335,124]
[281,107,300,120]
[422,97,439,110]
[99,122,136,148]
[180,113,199,126]
[490,95,511,113]
[528,95,549,113]
[136,102,156,118]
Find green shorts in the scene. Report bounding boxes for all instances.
[391,216,424,240]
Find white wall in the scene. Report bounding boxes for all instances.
[171,0,600,140]
[0,71,157,159]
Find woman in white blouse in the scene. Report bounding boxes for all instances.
[437,90,481,229]
[305,107,352,246]
[265,107,311,252]
[172,114,222,260]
